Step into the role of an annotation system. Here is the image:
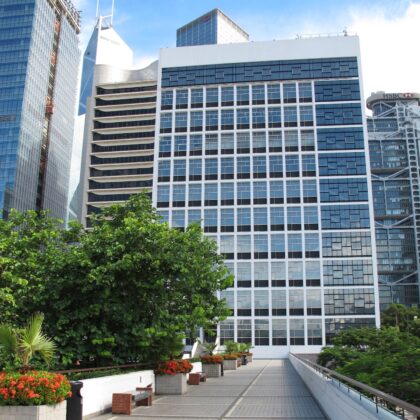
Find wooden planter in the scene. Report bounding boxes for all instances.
[188,372,201,385]
[202,363,222,377]
[0,400,66,420]
[223,359,238,370]
[155,373,187,395]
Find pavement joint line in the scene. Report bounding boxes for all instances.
[217,360,272,420]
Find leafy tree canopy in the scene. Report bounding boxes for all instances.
[381,303,420,337]
[0,195,233,368]
[317,327,420,406]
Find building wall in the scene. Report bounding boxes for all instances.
[79,62,158,226]
[367,93,420,308]
[155,36,379,358]
[0,0,80,220]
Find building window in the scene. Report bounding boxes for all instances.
[306,261,321,286]
[237,262,252,287]
[219,320,234,344]
[283,83,296,103]
[237,85,249,105]
[289,289,304,316]
[300,106,313,126]
[161,90,173,110]
[268,107,281,128]
[237,291,252,316]
[237,319,252,343]
[289,261,303,287]
[237,132,250,153]
[204,183,218,206]
[302,155,316,176]
[286,155,299,177]
[252,132,266,153]
[270,181,284,204]
[237,157,251,179]
[301,130,315,151]
[271,262,286,287]
[175,89,188,109]
[304,206,318,230]
[307,290,322,316]
[254,262,269,287]
[205,134,218,155]
[252,108,266,128]
[303,180,317,203]
[174,135,187,156]
[189,159,202,181]
[188,184,201,206]
[286,180,300,203]
[220,235,234,260]
[206,87,218,107]
[221,109,234,130]
[175,112,188,132]
[272,319,287,345]
[172,184,185,207]
[305,233,319,258]
[237,208,251,232]
[190,134,203,155]
[253,156,266,178]
[221,208,234,232]
[205,158,218,180]
[252,85,265,104]
[191,88,203,108]
[237,182,251,205]
[206,110,218,131]
[221,157,234,180]
[172,210,185,230]
[204,209,217,232]
[270,207,284,231]
[190,111,203,131]
[221,133,234,154]
[298,82,312,102]
[271,234,285,259]
[160,113,172,133]
[269,156,283,178]
[237,235,252,259]
[269,131,282,152]
[307,319,322,345]
[288,234,302,258]
[237,108,250,129]
[221,182,234,205]
[188,209,201,226]
[254,208,268,232]
[173,159,186,181]
[158,160,170,182]
[267,84,281,104]
[289,319,305,345]
[253,181,267,204]
[159,136,171,157]
[157,185,170,208]
[287,207,301,230]
[221,86,234,106]
[284,107,298,127]
[272,290,286,316]
[284,130,299,151]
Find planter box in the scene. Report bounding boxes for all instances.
[0,400,66,420]
[247,354,253,363]
[155,373,187,395]
[223,359,238,370]
[237,358,241,367]
[202,363,222,378]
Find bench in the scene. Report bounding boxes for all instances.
[187,372,207,385]
[112,384,153,415]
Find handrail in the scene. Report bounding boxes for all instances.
[54,362,153,375]
[290,353,420,418]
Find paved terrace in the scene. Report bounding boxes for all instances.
[94,359,326,420]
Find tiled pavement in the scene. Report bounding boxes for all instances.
[92,359,326,419]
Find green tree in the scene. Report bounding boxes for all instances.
[0,195,233,367]
[381,303,420,336]
[317,327,420,406]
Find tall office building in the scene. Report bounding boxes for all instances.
[77,27,158,226]
[367,92,420,309]
[176,9,249,47]
[0,0,80,220]
[155,34,380,357]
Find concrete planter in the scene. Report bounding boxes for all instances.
[223,359,238,370]
[0,400,66,420]
[237,358,242,367]
[247,354,253,363]
[202,363,222,377]
[155,373,187,395]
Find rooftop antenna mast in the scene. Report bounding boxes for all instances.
[96,0,115,27]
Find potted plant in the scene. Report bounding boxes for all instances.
[154,359,193,394]
[221,353,239,370]
[0,313,70,420]
[200,355,223,377]
[239,342,253,363]
[223,341,242,366]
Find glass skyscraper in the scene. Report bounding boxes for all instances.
[176,8,248,47]
[367,92,420,309]
[155,35,380,357]
[0,0,80,220]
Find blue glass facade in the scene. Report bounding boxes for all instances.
[0,0,80,220]
[156,41,378,353]
[367,93,420,308]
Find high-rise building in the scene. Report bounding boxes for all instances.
[176,8,249,47]
[155,35,380,357]
[77,33,158,226]
[367,92,420,309]
[0,0,80,220]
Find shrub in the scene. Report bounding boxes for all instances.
[154,359,193,376]
[200,355,223,364]
[0,371,71,406]
[221,353,238,360]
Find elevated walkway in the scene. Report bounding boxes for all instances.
[93,359,325,419]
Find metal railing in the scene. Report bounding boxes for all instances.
[290,353,420,419]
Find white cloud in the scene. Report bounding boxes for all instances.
[348,2,420,98]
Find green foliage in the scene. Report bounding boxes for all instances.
[381,304,420,337]
[0,195,233,368]
[223,340,239,354]
[0,313,56,370]
[317,327,420,406]
[202,341,217,356]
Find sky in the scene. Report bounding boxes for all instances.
[72,0,420,100]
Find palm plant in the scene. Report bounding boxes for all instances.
[0,313,56,369]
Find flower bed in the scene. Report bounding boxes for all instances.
[154,360,192,376]
[0,371,71,406]
[200,355,223,364]
[221,353,239,360]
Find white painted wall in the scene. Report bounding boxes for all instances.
[80,362,202,418]
[289,355,399,420]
